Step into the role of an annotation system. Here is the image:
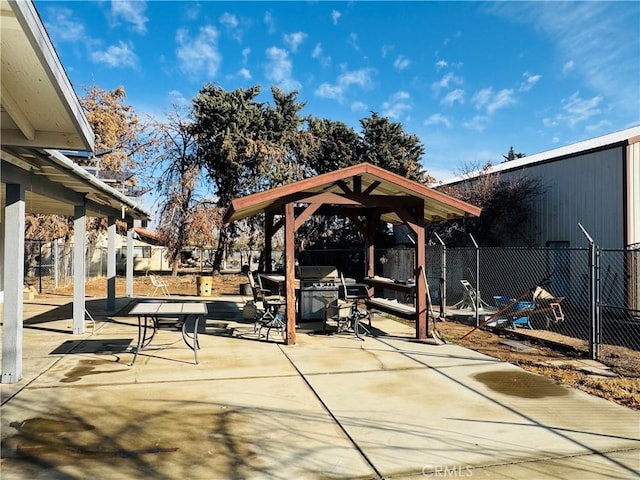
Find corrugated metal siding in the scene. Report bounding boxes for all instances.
[501,147,624,248]
[628,141,640,247]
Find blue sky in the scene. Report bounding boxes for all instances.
[37,1,639,182]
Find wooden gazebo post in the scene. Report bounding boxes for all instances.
[283,202,296,344]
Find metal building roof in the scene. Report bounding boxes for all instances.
[440,125,640,185]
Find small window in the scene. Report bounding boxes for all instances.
[119,246,151,258]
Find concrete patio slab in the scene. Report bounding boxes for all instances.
[1,296,639,479]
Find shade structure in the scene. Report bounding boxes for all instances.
[223,162,481,344]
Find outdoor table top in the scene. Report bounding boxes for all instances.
[129,302,207,315]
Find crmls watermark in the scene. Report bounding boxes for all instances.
[422,465,473,477]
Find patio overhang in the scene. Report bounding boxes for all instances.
[223,162,481,346]
[0,0,149,384]
[1,147,150,221]
[1,0,94,152]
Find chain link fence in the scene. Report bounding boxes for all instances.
[296,243,638,366]
[24,239,110,291]
[25,239,639,365]
[426,244,638,364]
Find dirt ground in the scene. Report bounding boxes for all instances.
[45,273,639,411]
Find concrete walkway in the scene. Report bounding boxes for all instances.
[1,295,639,479]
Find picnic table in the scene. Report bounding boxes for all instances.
[127,302,207,365]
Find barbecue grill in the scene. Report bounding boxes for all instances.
[298,266,340,321]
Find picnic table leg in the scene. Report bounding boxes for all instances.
[181,314,201,364]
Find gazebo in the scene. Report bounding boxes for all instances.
[223,162,481,344]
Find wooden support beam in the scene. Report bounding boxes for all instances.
[414,219,427,340]
[353,175,362,193]
[265,212,273,272]
[284,202,296,345]
[294,202,322,231]
[362,180,380,195]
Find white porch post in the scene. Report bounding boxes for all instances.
[2,184,26,383]
[107,215,116,311]
[73,203,86,334]
[126,221,134,297]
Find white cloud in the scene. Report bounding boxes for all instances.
[432,72,463,92]
[314,68,375,102]
[562,60,575,75]
[463,115,490,132]
[312,43,331,67]
[339,69,375,88]
[543,92,604,129]
[382,91,412,119]
[393,55,410,71]
[220,12,239,29]
[264,11,275,33]
[242,48,251,64]
[90,41,138,68]
[351,101,368,112]
[519,72,541,92]
[284,32,307,52]
[424,113,452,128]
[560,91,603,127]
[585,119,612,133]
[441,89,465,106]
[176,26,221,77]
[168,90,189,107]
[435,60,448,70]
[472,88,492,109]
[348,32,360,52]
[238,68,251,80]
[471,87,515,114]
[488,89,516,114]
[315,83,343,101]
[381,45,394,58]
[265,46,301,91]
[332,10,341,25]
[487,2,639,118]
[110,0,148,34]
[220,12,244,41]
[44,7,86,43]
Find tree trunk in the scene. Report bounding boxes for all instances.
[211,226,229,273]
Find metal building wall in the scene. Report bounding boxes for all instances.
[627,140,640,247]
[501,146,625,249]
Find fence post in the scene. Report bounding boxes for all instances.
[578,223,601,360]
[52,240,59,290]
[434,233,446,319]
[469,234,480,327]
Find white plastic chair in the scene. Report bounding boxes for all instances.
[149,275,170,296]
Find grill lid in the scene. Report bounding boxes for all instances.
[297,266,339,281]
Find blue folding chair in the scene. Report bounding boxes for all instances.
[493,296,534,329]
